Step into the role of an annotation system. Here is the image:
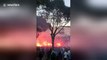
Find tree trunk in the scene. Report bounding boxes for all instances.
[51,34,55,50]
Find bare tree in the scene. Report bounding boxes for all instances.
[36,0,70,50]
[37,8,69,50]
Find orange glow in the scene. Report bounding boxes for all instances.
[47,43,52,46]
[36,43,42,47]
[57,43,61,47]
[36,41,62,47]
[43,41,47,46]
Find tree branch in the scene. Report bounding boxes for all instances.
[53,27,58,34]
[55,22,68,35]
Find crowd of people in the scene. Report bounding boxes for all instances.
[36,47,72,60]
